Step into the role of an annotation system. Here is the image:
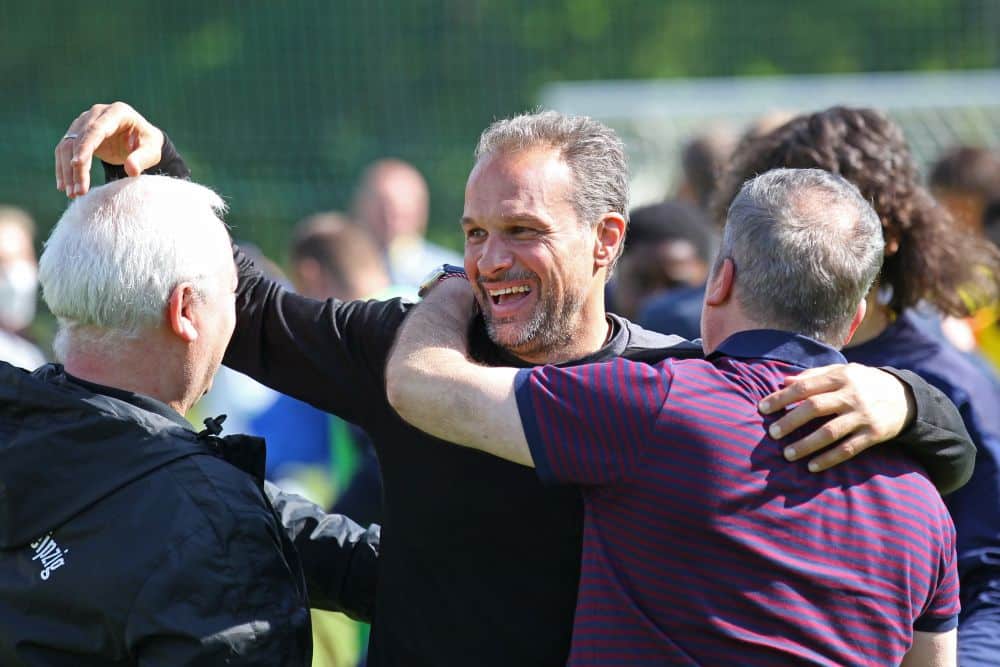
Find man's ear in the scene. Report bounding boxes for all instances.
[166,283,199,343]
[704,258,735,306]
[843,298,867,346]
[594,212,626,270]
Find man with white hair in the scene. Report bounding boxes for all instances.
[0,175,376,665]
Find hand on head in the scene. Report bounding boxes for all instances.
[55,102,163,199]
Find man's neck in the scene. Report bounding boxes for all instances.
[513,313,614,366]
[62,347,191,415]
[844,294,892,348]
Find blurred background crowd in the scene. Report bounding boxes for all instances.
[3,1,1000,665]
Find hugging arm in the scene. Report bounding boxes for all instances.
[384,279,532,466]
[761,364,974,493]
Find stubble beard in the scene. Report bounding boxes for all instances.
[480,278,585,360]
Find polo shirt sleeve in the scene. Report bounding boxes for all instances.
[914,519,961,633]
[514,358,672,486]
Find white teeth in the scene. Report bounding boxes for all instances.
[487,285,531,297]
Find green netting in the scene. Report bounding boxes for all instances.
[2,0,999,259]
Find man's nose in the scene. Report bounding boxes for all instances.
[476,237,514,277]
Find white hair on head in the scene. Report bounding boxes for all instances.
[39,175,229,355]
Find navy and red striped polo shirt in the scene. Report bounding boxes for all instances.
[514,329,959,666]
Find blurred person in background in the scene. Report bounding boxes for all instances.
[352,158,462,288]
[929,146,1000,234]
[674,127,737,212]
[0,206,45,370]
[713,105,1000,666]
[929,146,1000,365]
[59,101,978,667]
[984,198,1000,248]
[641,112,798,342]
[609,199,715,328]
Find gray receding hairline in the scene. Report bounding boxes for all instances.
[720,167,884,346]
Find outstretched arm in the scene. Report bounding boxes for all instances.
[385,278,533,466]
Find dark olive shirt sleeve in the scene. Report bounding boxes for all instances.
[880,367,976,495]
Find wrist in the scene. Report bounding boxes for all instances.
[418,264,467,298]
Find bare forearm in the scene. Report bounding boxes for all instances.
[901,630,956,667]
[385,282,533,466]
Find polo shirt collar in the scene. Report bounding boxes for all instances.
[708,329,846,368]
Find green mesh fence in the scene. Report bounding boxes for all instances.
[3,0,999,260]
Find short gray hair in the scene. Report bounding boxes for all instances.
[720,168,884,346]
[475,110,629,265]
[39,175,230,353]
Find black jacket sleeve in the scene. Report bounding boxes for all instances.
[266,482,379,621]
[880,367,975,495]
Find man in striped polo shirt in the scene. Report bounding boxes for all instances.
[386,168,958,665]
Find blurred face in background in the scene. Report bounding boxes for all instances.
[933,188,987,233]
[354,162,430,249]
[613,238,708,320]
[0,220,38,332]
[461,147,598,363]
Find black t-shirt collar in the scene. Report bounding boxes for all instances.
[469,313,626,369]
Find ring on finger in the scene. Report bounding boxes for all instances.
[62,133,79,141]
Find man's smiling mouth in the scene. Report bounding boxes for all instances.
[488,285,532,305]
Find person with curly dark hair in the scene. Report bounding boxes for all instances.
[711,106,1000,666]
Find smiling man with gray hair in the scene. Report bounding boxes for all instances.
[0,175,375,666]
[386,168,959,665]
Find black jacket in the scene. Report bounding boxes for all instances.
[0,362,318,666]
[119,140,976,667]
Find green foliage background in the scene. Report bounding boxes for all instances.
[2,0,998,258]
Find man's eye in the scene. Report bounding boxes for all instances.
[510,226,534,236]
[465,228,485,240]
